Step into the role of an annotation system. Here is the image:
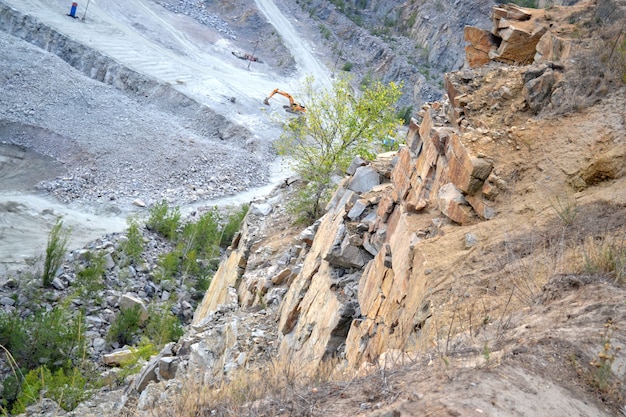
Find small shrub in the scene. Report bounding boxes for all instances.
[0,311,27,360]
[0,307,87,412]
[286,182,333,225]
[360,70,374,89]
[583,235,626,283]
[181,248,200,277]
[350,13,363,27]
[384,16,396,28]
[221,204,249,247]
[193,273,212,301]
[319,24,331,40]
[123,218,144,262]
[589,320,619,392]
[155,251,182,283]
[1,371,22,412]
[342,61,353,72]
[550,196,578,226]
[8,306,84,371]
[75,251,106,300]
[42,218,71,287]
[144,304,184,349]
[116,338,158,383]
[107,305,142,346]
[147,200,181,240]
[12,365,91,413]
[183,208,221,258]
[406,11,417,30]
[397,105,414,125]
[331,0,345,11]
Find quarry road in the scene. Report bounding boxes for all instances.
[0,0,331,274]
[1,0,331,109]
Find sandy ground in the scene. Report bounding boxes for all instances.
[0,0,332,275]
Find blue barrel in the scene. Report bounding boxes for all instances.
[68,2,77,17]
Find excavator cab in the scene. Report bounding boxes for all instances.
[263,89,306,114]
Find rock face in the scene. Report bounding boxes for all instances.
[463,3,604,69]
[288,0,494,105]
[190,98,494,372]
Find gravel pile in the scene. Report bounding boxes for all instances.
[158,0,237,39]
[0,30,271,210]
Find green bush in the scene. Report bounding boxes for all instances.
[144,304,183,349]
[42,218,71,287]
[107,305,142,346]
[319,24,332,40]
[0,307,87,412]
[406,11,417,30]
[0,306,84,372]
[342,61,353,72]
[193,273,212,300]
[220,204,249,247]
[123,218,144,262]
[12,365,90,413]
[180,248,200,277]
[147,200,181,240]
[75,251,106,300]
[0,311,27,360]
[397,105,414,125]
[155,251,181,283]
[183,208,221,258]
[147,204,247,287]
[116,338,158,383]
[1,374,21,412]
[384,16,396,28]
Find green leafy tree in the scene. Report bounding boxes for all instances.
[276,75,402,221]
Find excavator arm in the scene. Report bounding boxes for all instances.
[263,88,306,113]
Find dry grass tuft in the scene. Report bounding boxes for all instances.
[582,235,626,284]
[547,21,626,116]
[140,356,346,417]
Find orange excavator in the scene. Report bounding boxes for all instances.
[263,89,306,114]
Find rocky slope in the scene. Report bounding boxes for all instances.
[3,0,626,416]
[283,0,496,105]
[110,1,626,416]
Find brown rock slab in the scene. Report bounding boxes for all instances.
[271,268,292,286]
[446,134,493,195]
[391,146,414,200]
[438,183,472,224]
[464,26,493,68]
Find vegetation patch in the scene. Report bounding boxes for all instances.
[276,75,402,222]
[42,218,71,287]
